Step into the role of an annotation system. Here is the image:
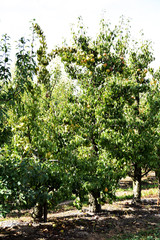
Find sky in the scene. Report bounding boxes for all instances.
[0,0,160,69]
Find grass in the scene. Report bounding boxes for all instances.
[109,226,160,240]
[116,188,158,201]
[116,194,133,201]
[141,188,158,198]
[116,176,158,201]
[116,188,158,200]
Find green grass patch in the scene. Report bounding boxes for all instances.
[141,182,158,190]
[108,226,160,240]
[116,194,133,201]
[141,188,158,198]
[116,181,158,201]
[116,187,158,201]
[117,187,133,192]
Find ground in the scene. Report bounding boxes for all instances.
[1,173,160,240]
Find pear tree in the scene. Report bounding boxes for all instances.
[52,17,160,209]
[51,17,134,212]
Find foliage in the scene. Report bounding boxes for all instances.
[0,34,12,146]
[51,16,160,207]
[0,17,159,218]
[0,24,73,217]
[49,17,135,209]
[124,40,159,169]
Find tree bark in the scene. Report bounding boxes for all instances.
[32,202,48,222]
[89,191,101,213]
[44,201,47,222]
[32,203,43,221]
[132,164,142,204]
[156,172,160,206]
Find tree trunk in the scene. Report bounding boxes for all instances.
[89,191,101,213]
[32,202,48,222]
[156,172,160,206]
[44,201,47,222]
[32,203,43,221]
[132,164,142,204]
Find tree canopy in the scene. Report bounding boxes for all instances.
[0,17,159,220]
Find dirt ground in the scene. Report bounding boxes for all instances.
[1,173,159,240]
[1,198,160,240]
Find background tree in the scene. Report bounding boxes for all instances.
[0,34,12,146]
[0,26,73,220]
[0,35,37,217]
[149,69,160,205]
[123,39,160,204]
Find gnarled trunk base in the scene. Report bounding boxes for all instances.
[32,203,43,221]
[89,192,101,213]
[32,202,47,222]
